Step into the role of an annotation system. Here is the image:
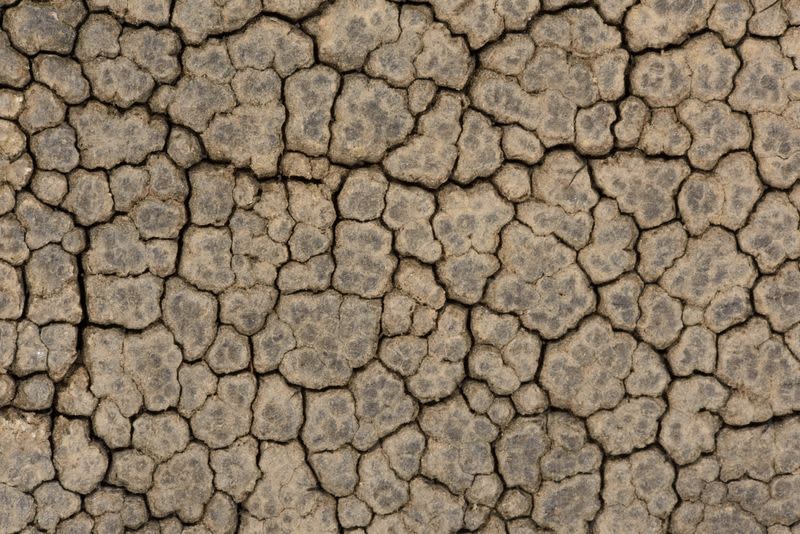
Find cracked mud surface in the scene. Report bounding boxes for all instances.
[2,0,800,533]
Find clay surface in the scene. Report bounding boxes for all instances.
[2,0,800,532]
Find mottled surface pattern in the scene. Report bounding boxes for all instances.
[1,0,800,532]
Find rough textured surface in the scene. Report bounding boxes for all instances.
[1,1,800,532]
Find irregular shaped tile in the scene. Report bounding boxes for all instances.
[122,325,181,411]
[84,57,155,108]
[191,372,256,448]
[384,92,463,188]
[752,106,800,188]
[86,274,163,329]
[0,409,54,492]
[132,411,190,462]
[729,38,792,114]
[351,361,416,450]
[0,34,30,88]
[532,474,601,533]
[419,394,498,494]
[677,99,751,170]
[717,318,800,425]
[738,192,800,273]
[251,373,303,442]
[485,222,595,339]
[329,75,414,165]
[578,199,637,284]
[540,316,634,417]
[69,103,168,169]
[284,66,339,157]
[677,152,762,235]
[454,110,503,184]
[244,441,337,532]
[637,284,683,350]
[591,150,690,229]
[660,376,729,465]
[179,226,235,293]
[25,244,82,325]
[147,443,213,522]
[277,291,381,389]
[53,417,108,495]
[310,0,400,71]
[587,397,666,455]
[4,0,86,55]
[597,449,676,533]
[625,0,715,50]
[661,227,755,308]
[332,221,396,298]
[754,262,800,332]
[172,0,261,44]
